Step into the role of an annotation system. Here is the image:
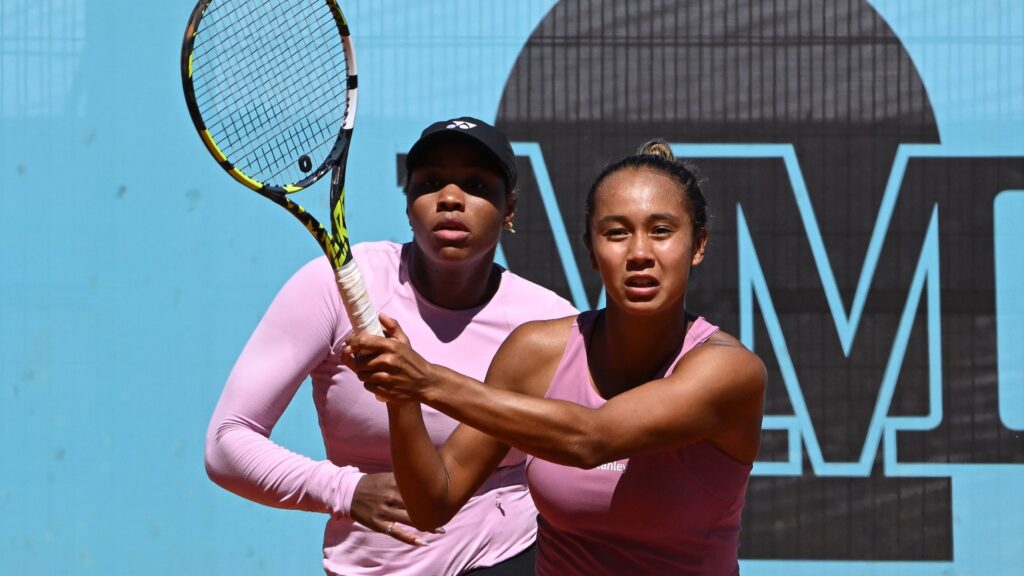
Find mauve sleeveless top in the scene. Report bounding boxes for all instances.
[526,311,751,575]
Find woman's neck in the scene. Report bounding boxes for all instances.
[407,244,500,310]
[588,301,690,397]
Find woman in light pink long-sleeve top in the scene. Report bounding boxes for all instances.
[205,117,576,576]
[347,140,767,575]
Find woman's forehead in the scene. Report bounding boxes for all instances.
[592,169,688,213]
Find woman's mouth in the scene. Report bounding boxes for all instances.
[433,220,470,242]
[624,275,660,298]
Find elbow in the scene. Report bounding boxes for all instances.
[203,420,238,490]
[562,427,611,470]
[572,440,609,470]
[398,479,460,531]
[406,506,455,533]
[204,435,230,488]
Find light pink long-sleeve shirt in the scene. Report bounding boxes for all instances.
[205,241,576,575]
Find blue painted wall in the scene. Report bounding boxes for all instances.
[1,1,1020,573]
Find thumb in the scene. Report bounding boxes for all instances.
[379,313,410,344]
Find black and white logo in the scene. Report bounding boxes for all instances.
[446,120,477,130]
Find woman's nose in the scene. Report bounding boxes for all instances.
[437,184,465,211]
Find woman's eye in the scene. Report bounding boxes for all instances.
[605,228,628,239]
[652,226,674,236]
[466,180,489,192]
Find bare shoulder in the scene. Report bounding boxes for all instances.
[507,315,577,351]
[686,329,766,395]
[486,314,578,396]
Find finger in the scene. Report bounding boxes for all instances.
[346,333,395,356]
[379,313,398,335]
[338,349,358,370]
[384,509,446,535]
[363,382,403,402]
[383,522,429,547]
[356,354,407,378]
[344,355,381,375]
[379,314,410,345]
[347,349,398,373]
[339,344,375,369]
[358,371,397,386]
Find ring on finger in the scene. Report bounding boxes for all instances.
[385,521,395,536]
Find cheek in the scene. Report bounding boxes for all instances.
[467,197,504,227]
[406,196,432,228]
[591,241,625,273]
[660,240,695,274]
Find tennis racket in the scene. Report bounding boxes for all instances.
[181,0,382,340]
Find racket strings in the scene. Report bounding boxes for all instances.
[205,45,344,149]
[191,6,334,107]
[250,116,340,185]
[224,85,347,179]
[194,9,342,138]
[208,59,341,160]
[190,0,349,186]
[223,53,346,183]
[191,0,328,80]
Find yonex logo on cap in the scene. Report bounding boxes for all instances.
[446,120,477,130]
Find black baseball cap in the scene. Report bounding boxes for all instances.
[405,117,517,189]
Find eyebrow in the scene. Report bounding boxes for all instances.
[597,212,682,225]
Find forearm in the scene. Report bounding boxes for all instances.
[205,415,364,517]
[423,366,606,468]
[386,402,461,529]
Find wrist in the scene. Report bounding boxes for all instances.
[330,466,366,518]
[419,362,449,405]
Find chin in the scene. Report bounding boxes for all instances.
[611,290,687,317]
[610,295,662,314]
[431,243,492,264]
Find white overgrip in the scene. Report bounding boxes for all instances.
[335,259,386,402]
[335,259,383,337]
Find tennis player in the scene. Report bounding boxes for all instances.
[205,117,576,575]
[346,140,766,575]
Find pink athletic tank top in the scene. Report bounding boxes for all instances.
[526,311,751,575]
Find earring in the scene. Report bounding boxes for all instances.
[504,220,516,234]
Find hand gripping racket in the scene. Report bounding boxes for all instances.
[181,0,382,340]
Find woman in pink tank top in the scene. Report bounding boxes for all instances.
[347,140,766,575]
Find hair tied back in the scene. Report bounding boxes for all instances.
[636,139,676,162]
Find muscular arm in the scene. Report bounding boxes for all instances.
[424,329,765,467]
[355,317,763,465]
[350,317,764,528]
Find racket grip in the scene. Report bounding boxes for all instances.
[335,260,387,402]
[335,260,383,337]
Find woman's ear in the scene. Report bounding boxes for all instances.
[505,189,518,222]
[691,229,708,267]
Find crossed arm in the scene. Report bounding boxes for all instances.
[345,315,766,531]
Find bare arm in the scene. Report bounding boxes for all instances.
[351,319,765,472]
[345,315,570,530]
[383,399,511,530]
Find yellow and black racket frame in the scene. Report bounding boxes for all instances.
[180,0,359,269]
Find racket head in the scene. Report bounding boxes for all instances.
[181,0,357,197]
